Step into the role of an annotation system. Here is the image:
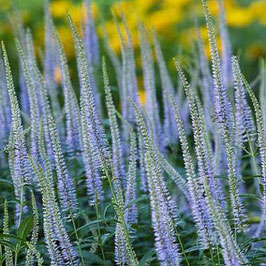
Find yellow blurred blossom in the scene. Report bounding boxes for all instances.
[248,44,266,60]
[54,66,62,84]
[50,0,72,18]
[138,90,146,106]
[227,7,253,27]
[57,25,75,57]
[249,1,266,25]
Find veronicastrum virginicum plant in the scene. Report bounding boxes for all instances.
[0,0,266,265]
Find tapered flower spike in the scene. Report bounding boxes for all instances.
[2,42,32,218]
[174,60,221,205]
[237,57,266,238]
[84,0,99,67]
[152,29,178,148]
[68,14,110,169]
[83,0,102,115]
[108,160,138,266]
[138,23,162,150]
[52,22,82,155]
[26,191,42,266]
[130,99,181,265]
[44,1,64,142]
[0,56,11,165]
[16,38,40,159]
[202,0,247,232]
[48,115,78,213]
[171,95,214,248]
[31,122,79,265]
[25,30,43,116]
[3,200,13,265]
[217,0,232,89]
[28,46,54,161]
[116,110,138,224]
[232,56,255,147]
[103,57,125,187]
[195,26,214,134]
[203,174,249,266]
[171,95,249,264]
[113,12,139,127]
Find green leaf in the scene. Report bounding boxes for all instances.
[124,195,149,210]
[0,234,24,242]
[0,239,16,250]
[243,175,262,181]
[139,248,156,265]
[0,179,13,187]
[82,251,110,264]
[69,218,118,237]
[240,194,260,200]
[17,215,34,240]
[101,232,115,246]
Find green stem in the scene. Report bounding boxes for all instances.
[95,199,107,265]
[18,184,24,226]
[105,168,138,266]
[176,232,190,266]
[70,210,85,266]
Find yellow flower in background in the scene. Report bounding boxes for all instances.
[227,7,253,27]
[57,25,75,57]
[54,66,62,84]
[1,0,265,65]
[138,90,146,106]
[249,1,266,25]
[50,0,72,18]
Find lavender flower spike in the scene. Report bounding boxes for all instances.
[48,115,78,214]
[131,99,181,265]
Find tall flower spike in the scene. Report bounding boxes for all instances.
[44,1,64,142]
[109,160,138,265]
[31,122,79,265]
[68,14,110,170]
[24,28,53,162]
[217,0,232,89]
[114,12,139,127]
[202,0,247,231]
[196,26,214,134]
[52,23,82,155]
[138,23,162,149]
[0,56,11,158]
[84,0,99,67]
[25,30,43,117]
[16,39,40,159]
[103,57,125,187]
[131,99,181,265]
[116,110,138,224]
[171,95,214,248]
[203,174,249,265]
[83,0,102,115]
[3,200,13,265]
[232,56,255,147]
[237,58,266,238]
[152,29,178,148]
[48,115,78,213]
[26,191,41,266]
[2,42,32,215]
[174,60,221,206]
[171,95,248,265]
